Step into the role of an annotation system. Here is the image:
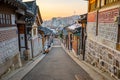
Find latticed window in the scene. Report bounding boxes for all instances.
[104,0,120,5]
[2,14,5,24]
[0,13,11,25]
[0,14,2,24]
[105,0,120,4]
[94,0,120,8]
[6,14,11,24]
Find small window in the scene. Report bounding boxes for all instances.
[0,14,11,25]
[7,15,11,24]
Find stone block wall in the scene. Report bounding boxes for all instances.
[86,39,120,79]
[0,27,20,76]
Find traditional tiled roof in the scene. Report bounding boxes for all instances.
[1,0,27,9]
[38,26,53,35]
[25,1,38,15]
[25,1,41,25]
[78,14,87,23]
[62,23,81,36]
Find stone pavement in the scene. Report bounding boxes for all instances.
[61,42,116,80]
[22,38,92,80]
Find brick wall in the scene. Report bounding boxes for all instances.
[0,28,18,42]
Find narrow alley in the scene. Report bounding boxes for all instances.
[0,0,120,80]
[22,39,92,80]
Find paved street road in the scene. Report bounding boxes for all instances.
[22,39,92,80]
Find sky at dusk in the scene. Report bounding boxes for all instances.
[23,0,88,20]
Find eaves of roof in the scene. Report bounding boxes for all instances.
[1,0,27,9]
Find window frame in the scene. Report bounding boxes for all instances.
[0,13,12,26]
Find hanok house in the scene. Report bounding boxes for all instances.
[0,0,26,77]
[67,23,81,57]
[38,26,53,49]
[86,0,120,79]
[25,1,43,58]
[62,27,69,49]
[43,27,53,47]
[38,26,46,50]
